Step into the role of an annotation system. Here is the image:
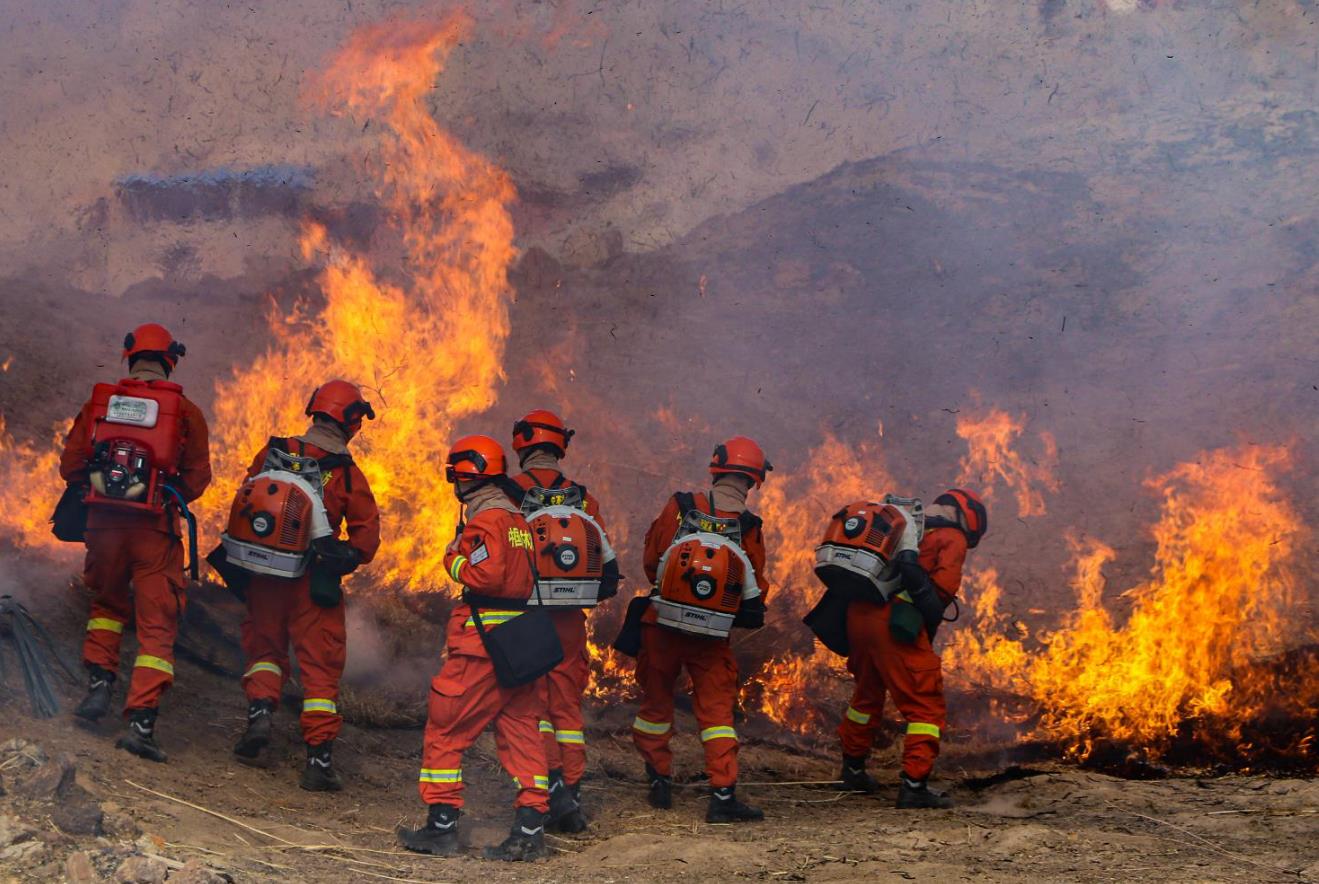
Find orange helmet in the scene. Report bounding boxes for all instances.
[446,434,507,483]
[935,488,988,548]
[305,380,375,435]
[512,409,574,457]
[123,323,186,369]
[709,436,772,487]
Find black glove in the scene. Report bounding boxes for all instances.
[733,593,766,630]
[312,538,362,577]
[896,558,929,593]
[598,559,622,602]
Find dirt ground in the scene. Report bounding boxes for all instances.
[0,583,1316,884]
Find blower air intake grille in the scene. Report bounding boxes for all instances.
[279,487,311,548]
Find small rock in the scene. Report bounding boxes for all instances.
[114,854,168,884]
[16,753,76,799]
[103,810,141,839]
[65,850,99,884]
[0,839,47,863]
[0,813,36,848]
[53,799,105,836]
[167,859,228,884]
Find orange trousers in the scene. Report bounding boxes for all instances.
[540,610,589,785]
[240,574,346,746]
[420,653,549,812]
[632,624,740,788]
[837,600,946,781]
[81,525,186,712]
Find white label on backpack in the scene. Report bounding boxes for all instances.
[105,395,159,428]
[470,543,489,565]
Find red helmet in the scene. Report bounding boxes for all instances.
[936,488,988,548]
[511,409,574,456]
[709,436,772,487]
[446,434,507,483]
[305,380,375,435]
[123,323,186,369]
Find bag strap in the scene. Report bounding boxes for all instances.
[464,518,545,633]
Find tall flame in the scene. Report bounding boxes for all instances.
[199,13,516,590]
[956,407,1060,516]
[948,444,1314,761]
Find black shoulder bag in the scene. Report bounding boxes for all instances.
[464,531,563,688]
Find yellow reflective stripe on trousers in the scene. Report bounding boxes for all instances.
[632,717,671,735]
[448,556,467,582]
[244,661,283,678]
[419,768,462,783]
[464,610,523,628]
[87,618,124,634]
[845,705,872,725]
[906,722,941,739]
[555,730,585,745]
[303,698,338,715]
[134,655,174,676]
[511,776,550,789]
[538,720,555,734]
[700,725,738,742]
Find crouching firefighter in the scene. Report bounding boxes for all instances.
[507,409,620,834]
[614,437,770,823]
[399,435,563,862]
[208,380,380,790]
[60,323,212,762]
[805,488,987,808]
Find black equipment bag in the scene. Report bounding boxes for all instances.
[803,589,852,657]
[50,485,88,543]
[465,555,563,688]
[611,594,652,657]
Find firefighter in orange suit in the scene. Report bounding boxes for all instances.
[227,380,381,791]
[508,409,617,833]
[399,435,551,862]
[835,488,986,808]
[61,324,211,762]
[631,437,770,823]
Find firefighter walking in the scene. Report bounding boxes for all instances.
[62,323,211,762]
[399,435,554,862]
[217,380,381,790]
[508,409,619,833]
[622,436,771,823]
[833,489,987,808]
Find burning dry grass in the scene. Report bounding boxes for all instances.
[947,444,1317,769]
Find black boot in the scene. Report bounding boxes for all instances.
[398,803,461,856]
[838,754,881,793]
[897,776,954,809]
[706,785,764,823]
[483,807,547,862]
[300,741,343,792]
[547,772,587,834]
[74,666,115,722]
[646,763,672,810]
[116,708,167,762]
[233,699,275,762]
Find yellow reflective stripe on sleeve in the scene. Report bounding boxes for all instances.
[464,610,524,629]
[631,717,672,735]
[303,698,338,715]
[845,705,872,725]
[448,556,467,582]
[244,661,283,678]
[87,618,124,634]
[699,725,738,743]
[555,730,585,745]
[538,720,555,734]
[906,722,941,739]
[419,768,462,783]
[133,655,174,676]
